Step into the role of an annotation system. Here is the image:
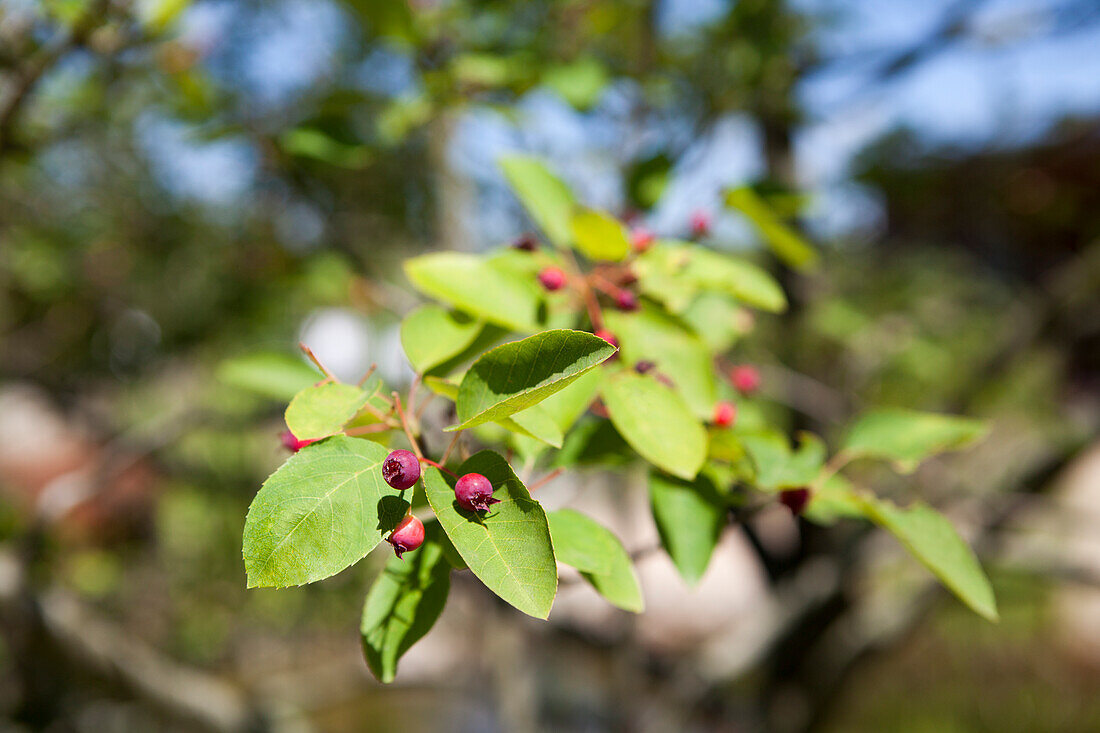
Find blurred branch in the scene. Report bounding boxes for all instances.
[0,0,110,158]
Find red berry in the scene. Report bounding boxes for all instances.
[454,472,500,513]
[594,329,618,348]
[730,365,761,395]
[779,488,811,516]
[631,227,655,253]
[690,209,711,238]
[387,515,425,559]
[615,290,639,311]
[382,449,421,491]
[281,430,316,452]
[712,401,736,427]
[538,266,567,291]
[512,233,538,251]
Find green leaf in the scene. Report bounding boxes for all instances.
[739,430,826,491]
[856,494,998,621]
[570,208,630,261]
[555,418,632,469]
[405,252,542,332]
[649,471,726,585]
[217,352,321,402]
[505,404,564,448]
[802,474,865,525]
[681,293,747,353]
[360,522,451,683]
[843,408,988,473]
[601,372,706,480]
[451,330,616,430]
[542,57,608,110]
[243,436,409,588]
[603,305,716,417]
[548,509,643,612]
[285,382,371,440]
[499,156,576,248]
[546,509,614,575]
[535,366,603,434]
[400,305,484,374]
[725,186,818,270]
[634,242,787,314]
[423,451,557,618]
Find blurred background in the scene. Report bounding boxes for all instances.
[1,0,1099,731]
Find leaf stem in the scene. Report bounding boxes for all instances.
[563,249,603,331]
[527,468,562,492]
[419,457,457,477]
[299,342,336,381]
[392,392,424,459]
[357,363,377,387]
[441,431,461,466]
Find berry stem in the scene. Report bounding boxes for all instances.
[299,342,336,381]
[588,273,628,300]
[562,249,604,331]
[441,431,461,466]
[357,363,377,387]
[419,457,457,477]
[392,392,424,459]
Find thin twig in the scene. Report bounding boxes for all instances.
[357,363,377,387]
[392,392,423,458]
[528,468,563,492]
[299,342,336,381]
[343,423,391,436]
[563,249,604,331]
[441,431,461,466]
[414,393,436,420]
[419,457,457,477]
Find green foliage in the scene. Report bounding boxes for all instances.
[601,372,707,480]
[649,471,726,585]
[548,509,643,612]
[360,522,452,683]
[843,408,988,473]
[740,430,826,491]
[243,436,409,588]
[570,208,631,261]
[405,252,543,332]
[423,452,557,619]
[216,352,321,402]
[400,305,484,374]
[725,186,818,270]
[499,156,576,248]
[634,241,787,313]
[284,382,372,440]
[451,329,616,430]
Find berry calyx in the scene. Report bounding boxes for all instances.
[730,365,761,395]
[382,449,421,491]
[387,515,425,559]
[712,401,736,427]
[594,329,618,348]
[538,266,567,291]
[690,209,711,238]
[512,233,538,251]
[615,290,639,312]
[631,227,655,253]
[454,472,499,513]
[281,430,316,453]
[779,488,811,516]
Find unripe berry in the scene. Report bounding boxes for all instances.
[690,209,711,238]
[712,401,736,427]
[512,233,538,251]
[631,227,655,253]
[382,449,421,491]
[730,365,761,395]
[454,472,500,513]
[538,266,567,291]
[594,329,618,348]
[615,290,639,312]
[281,430,316,453]
[387,515,425,559]
[779,487,811,516]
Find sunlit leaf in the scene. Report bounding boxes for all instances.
[548,509,643,612]
[400,305,484,374]
[725,186,818,270]
[423,452,557,618]
[217,352,321,402]
[405,252,542,332]
[243,437,409,588]
[634,241,786,313]
[499,156,576,248]
[570,208,630,261]
[843,408,987,473]
[285,382,371,440]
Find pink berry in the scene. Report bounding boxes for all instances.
[690,209,711,238]
[712,402,736,427]
[634,360,656,374]
[779,488,811,516]
[454,472,500,513]
[281,430,316,453]
[594,329,618,348]
[538,266,567,291]
[387,515,425,559]
[382,449,421,491]
[631,227,655,253]
[615,290,639,311]
[730,365,761,395]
